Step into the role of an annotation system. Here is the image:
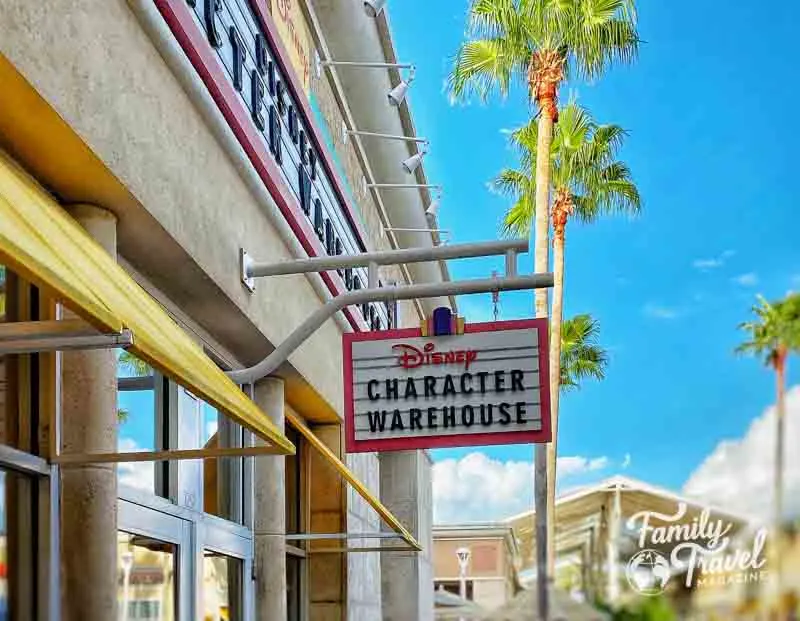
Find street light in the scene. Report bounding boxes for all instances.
[456,547,471,600]
[121,550,134,621]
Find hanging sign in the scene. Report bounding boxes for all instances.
[344,310,552,453]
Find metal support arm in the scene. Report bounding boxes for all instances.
[244,238,528,279]
[226,272,553,384]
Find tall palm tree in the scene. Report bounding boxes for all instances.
[497,102,639,573]
[560,313,608,390]
[450,0,639,321]
[736,293,800,604]
[451,6,638,589]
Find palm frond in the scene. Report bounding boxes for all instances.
[560,313,608,391]
[118,350,152,377]
[736,293,800,366]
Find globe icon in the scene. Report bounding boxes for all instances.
[625,549,671,595]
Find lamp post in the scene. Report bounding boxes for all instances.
[120,550,134,621]
[456,547,471,600]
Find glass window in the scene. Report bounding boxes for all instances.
[285,426,302,535]
[202,551,242,621]
[201,402,244,523]
[286,553,302,621]
[117,531,176,621]
[117,351,161,495]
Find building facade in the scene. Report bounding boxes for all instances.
[432,524,521,615]
[0,0,441,619]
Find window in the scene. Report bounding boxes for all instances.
[285,424,305,621]
[285,426,302,535]
[117,352,163,496]
[203,551,242,621]
[117,531,177,621]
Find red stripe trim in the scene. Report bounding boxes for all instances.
[152,0,366,331]
[343,319,553,453]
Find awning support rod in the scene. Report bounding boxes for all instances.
[285,532,403,541]
[0,319,133,354]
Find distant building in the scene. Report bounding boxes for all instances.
[433,523,521,614]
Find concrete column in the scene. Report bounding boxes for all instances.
[253,377,286,620]
[60,204,118,621]
[379,450,434,621]
[606,486,621,604]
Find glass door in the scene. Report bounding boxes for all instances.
[199,516,253,621]
[118,498,193,621]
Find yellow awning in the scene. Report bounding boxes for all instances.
[0,149,294,455]
[286,410,421,550]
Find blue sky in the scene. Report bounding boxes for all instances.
[384,0,800,514]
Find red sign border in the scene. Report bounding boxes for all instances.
[343,318,552,453]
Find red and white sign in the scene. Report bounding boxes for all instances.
[343,319,552,453]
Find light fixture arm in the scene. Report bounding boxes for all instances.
[367,183,442,190]
[346,130,428,144]
[321,61,414,70]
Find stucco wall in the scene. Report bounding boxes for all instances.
[0,0,418,418]
[346,453,382,621]
[380,450,435,621]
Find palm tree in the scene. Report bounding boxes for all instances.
[450,0,639,321]
[736,293,800,604]
[496,102,639,573]
[117,350,152,423]
[560,313,608,390]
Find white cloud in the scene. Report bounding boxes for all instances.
[118,437,155,493]
[683,385,800,522]
[432,451,609,524]
[643,303,680,320]
[622,453,631,469]
[733,272,758,287]
[692,250,736,271]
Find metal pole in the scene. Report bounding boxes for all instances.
[347,130,427,143]
[321,61,413,69]
[366,183,442,190]
[226,272,553,384]
[246,239,528,278]
[535,445,549,620]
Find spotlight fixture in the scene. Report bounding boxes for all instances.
[314,55,416,105]
[388,67,415,106]
[364,0,387,17]
[425,196,440,220]
[402,148,427,175]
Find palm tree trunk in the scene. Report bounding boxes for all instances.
[546,226,566,576]
[774,349,787,614]
[533,95,554,621]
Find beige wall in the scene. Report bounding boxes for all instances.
[0,0,416,423]
[434,538,506,579]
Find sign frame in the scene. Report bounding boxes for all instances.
[343,318,552,453]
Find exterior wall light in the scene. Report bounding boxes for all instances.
[313,53,415,105]
[402,148,427,174]
[388,67,415,106]
[364,0,387,17]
